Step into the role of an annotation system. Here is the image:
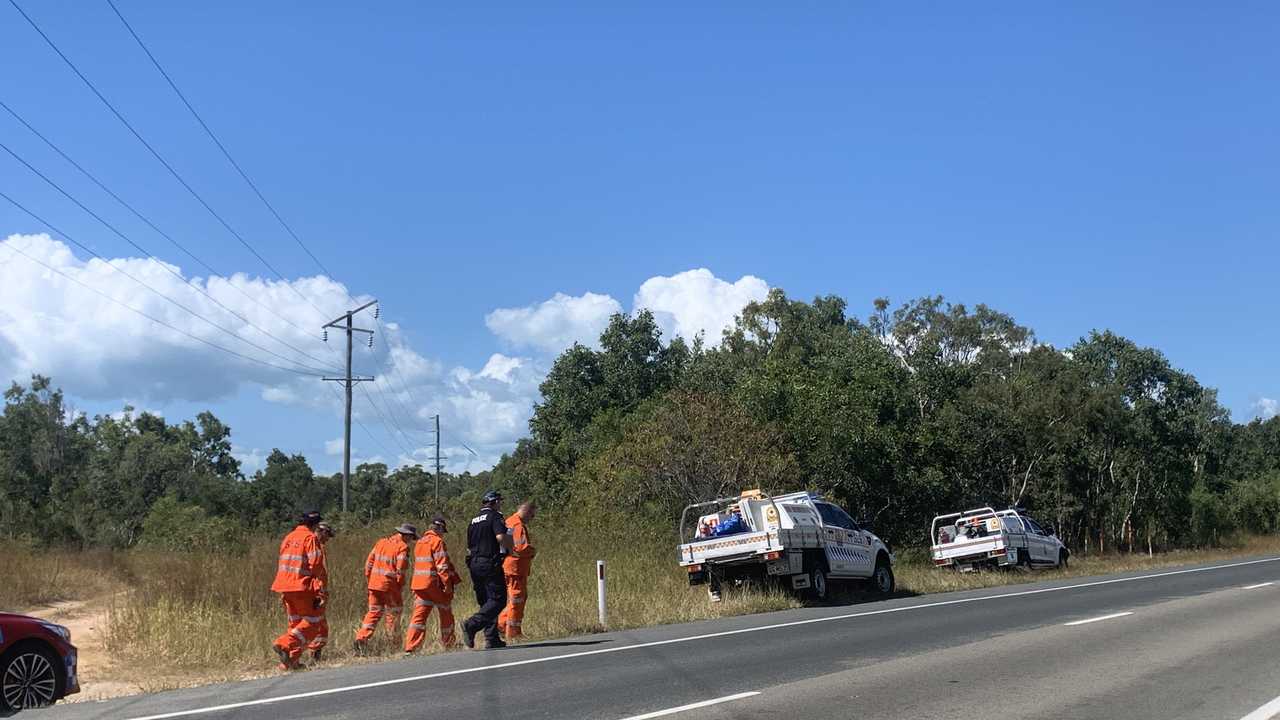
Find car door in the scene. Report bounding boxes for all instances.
[1022,517,1051,564]
[814,503,852,575]
[1000,514,1028,564]
[833,507,874,577]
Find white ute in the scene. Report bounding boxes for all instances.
[930,507,1069,571]
[677,490,895,602]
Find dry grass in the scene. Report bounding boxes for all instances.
[14,528,1272,698]
[0,541,125,610]
[893,534,1280,596]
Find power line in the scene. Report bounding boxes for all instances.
[0,98,339,357]
[323,381,395,461]
[0,139,342,375]
[105,0,338,280]
[357,383,418,459]
[99,1,440,446]
[0,230,328,378]
[96,0,445,453]
[7,0,334,323]
[375,315,439,435]
[0,189,337,377]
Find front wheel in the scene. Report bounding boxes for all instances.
[870,557,895,595]
[1059,550,1069,569]
[1,643,63,711]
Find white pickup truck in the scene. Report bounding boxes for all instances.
[930,507,1069,571]
[677,490,895,602]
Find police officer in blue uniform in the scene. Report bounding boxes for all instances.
[462,490,513,649]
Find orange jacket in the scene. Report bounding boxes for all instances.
[365,535,410,592]
[271,525,324,594]
[411,530,461,592]
[314,542,330,590]
[502,515,536,577]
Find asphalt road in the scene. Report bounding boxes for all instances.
[44,556,1280,720]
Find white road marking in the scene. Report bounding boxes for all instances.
[124,555,1280,720]
[1238,691,1280,720]
[617,692,760,719]
[1063,611,1133,626]
[1243,582,1273,590]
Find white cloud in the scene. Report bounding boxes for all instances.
[233,446,267,475]
[485,291,621,354]
[633,268,769,344]
[3,233,771,472]
[1253,398,1278,420]
[0,233,358,402]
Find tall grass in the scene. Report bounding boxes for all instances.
[82,526,1280,692]
[102,522,798,684]
[0,540,124,610]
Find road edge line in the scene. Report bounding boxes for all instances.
[124,555,1280,720]
[618,691,760,720]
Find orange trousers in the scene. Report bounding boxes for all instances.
[306,611,328,655]
[497,574,528,639]
[273,592,323,662]
[403,588,457,653]
[355,589,403,642]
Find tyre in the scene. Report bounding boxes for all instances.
[1059,550,1069,569]
[870,555,895,595]
[1,642,63,711]
[810,567,828,602]
[805,554,829,603]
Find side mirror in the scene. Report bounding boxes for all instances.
[1044,526,1056,537]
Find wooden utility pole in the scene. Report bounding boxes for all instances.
[434,414,442,502]
[322,299,378,512]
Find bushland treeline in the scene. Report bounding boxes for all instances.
[3,291,1279,553]
[490,291,1280,552]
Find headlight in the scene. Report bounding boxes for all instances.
[40,622,71,643]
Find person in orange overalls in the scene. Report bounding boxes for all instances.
[271,511,326,670]
[354,523,417,648]
[404,515,463,654]
[498,501,537,641]
[306,522,336,662]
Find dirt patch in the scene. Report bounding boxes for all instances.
[22,595,139,702]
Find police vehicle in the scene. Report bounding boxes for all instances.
[677,490,895,602]
[930,506,1069,571]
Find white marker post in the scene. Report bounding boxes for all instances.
[597,559,607,629]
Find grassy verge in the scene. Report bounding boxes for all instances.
[22,529,1278,699]
[0,540,125,610]
[893,534,1280,595]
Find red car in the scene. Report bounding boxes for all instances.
[0,612,79,711]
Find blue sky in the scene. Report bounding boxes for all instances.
[2,1,1277,474]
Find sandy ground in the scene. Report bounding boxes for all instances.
[21,596,142,702]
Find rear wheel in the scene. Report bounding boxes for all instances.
[802,553,830,603]
[1,643,63,711]
[809,566,828,602]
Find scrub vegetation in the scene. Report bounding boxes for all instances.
[7,532,1280,698]
[3,290,1280,696]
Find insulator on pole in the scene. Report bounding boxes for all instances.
[374,306,380,319]
[322,329,328,342]
[368,333,374,348]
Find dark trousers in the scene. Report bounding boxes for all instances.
[464,557,507,643]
